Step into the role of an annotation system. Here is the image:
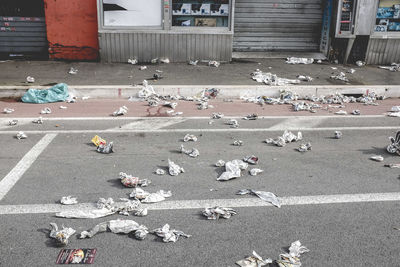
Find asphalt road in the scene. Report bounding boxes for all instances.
[0,116,399,266]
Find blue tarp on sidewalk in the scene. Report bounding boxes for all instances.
[21,83,69,103]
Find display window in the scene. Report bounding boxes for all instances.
[172,0,229,27]
[375,0,400,32]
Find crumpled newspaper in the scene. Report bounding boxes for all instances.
[40,107,52,114]
[151,224,191,243]
[243,155,258,165]
[233,140,243,146]
[80,219,148,240]
[379,62,399,72]
[49,223,76,246]
[188,60,198,65]
[236,251,272,267]
[8,119,18,126]
[134,208,148,217]
[391,106,400,112]
[59,105,67,109]
[292,101,321,112]
[139,66,147,70]
[388,112,400,117]
[356,60,365,67]
[215,160,225,167]
[286,57,314,64]
[297,142,312,152]
[129,188,172,203]
[387,131,400,154]
[137,80,156,98]
[249,168,263,176]
[352,110,361,115]
[202,206,237,220]
[251,70,300,86]
[208,60,220,67]
[266,130,302,147]
[113,106,128,116]
[334,131,342,139]
[160,58,170,64]
[180,144,200,158]
[297,75,313,81]
[32,116,43,124]
[60,196,78,205]
[243,114,258,120]
[163,101,178,109]
[370,155,384,162]
[68,67,78,75]
[226,119,239,128]
[16,131,27,139]
[277,240,309,267]
[183,134,197,142]
[128,58,138,65]
[155,168,165,175]
[330,72,349,82]
[217,159,248,181]
[335,110,347,115]
[97,142,114,154]
[119,172,151,188]
[26,76,35,83]
[198,101,213,110]
[385,163,400,168]
[168,159,184,176]
[3,108,14,114]
[212,112,224,119]
[347,68,356,74]
[237,189,281,208]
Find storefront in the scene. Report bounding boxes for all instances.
[97,0,234,62]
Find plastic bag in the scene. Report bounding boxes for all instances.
[21,83,69,103]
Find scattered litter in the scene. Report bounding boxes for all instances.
[237,189,281,208]
[134,208,148,217]
[151,58,158,64]
[297,75,313,82]
[68,67,78,75]
[212,112,224,119]
[286,57,314,64]
[217,159,248,181]
[155,169,165,175]
[151,224,191,243]
[91,135,106,146]
[139,66,147,70]
[112,106,128,116]
[22,83,69,104]
[97,142,114,154]
[243,114,258,120]
[60,196,78,205]
[215,160,225,167]
[153,71,163,80]
[388,112,400,117]
[330,72,349,82]
[277,240,309,267]
[119,172,151,188]
[236,251,272,267]
[208,60,220,67]
[16,131,27,139]
[298,142,312,152]
[243,155,258,165]
[130,188,172,203]
[26,76,35,83]
[335,110,347,115]
[180,144,200,158]
[356,60,365,67]
[226,119,239,128]
[163,102,178,109]
[249,168,263,176]
[331,67,338,70]
[49,223,76,246]
[8,119,18,126]
[183,134,197,142]
[32,116,43,124]
[128,58,138,65]
[82,96,90,100]
[391,106,400,112]
[351,110,361,115]
[188,60,198,65]
[265,130,302,147]
[80,219,148,240]
[160,58,170,64]
[3,108,14,114]
[384,163,400,168]
[168,159,184,176]
[40,107,52,114]
[233,140,243,146]
[202,207,237,220]
[387,131,400,155]
[347,68,356,74]
[197,101,212,110]
[379,63,399,72]
[251,70,300,86]
[334,131,343,139]
[173,112,183,116]
[55,249,97,264]
[317,59,322,64]
[59,105,67,109]
[370,155,384,162]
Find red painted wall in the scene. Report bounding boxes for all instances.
[44,0,99,60]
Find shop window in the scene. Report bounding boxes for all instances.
[172,0,229,27]
[375,0,400,32]
[102,0,162,27]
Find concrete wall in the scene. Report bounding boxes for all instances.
[44,0,99,60]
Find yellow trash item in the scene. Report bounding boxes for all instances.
[91,135,106,146]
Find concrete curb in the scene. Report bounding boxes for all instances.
[0,84,399,99]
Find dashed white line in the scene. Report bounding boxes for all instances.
[0,134,57,201]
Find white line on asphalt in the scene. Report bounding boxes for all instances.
[0,126,398,135]
[106,118,187,131]
[0,192,399,215]
[0,134,57,201]
[268,116,326,130]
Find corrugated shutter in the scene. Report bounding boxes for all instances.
[233,0,324,52]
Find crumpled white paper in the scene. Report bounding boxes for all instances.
[49,223,76,246]
[236,251,272,267]
[202,206,237,220]
[60,196,78,205]
[168,159,184,176]
[237,189,281,208]
[217,160,248,181]
[151,224,191,243]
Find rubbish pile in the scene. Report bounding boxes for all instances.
[265,130,303,147]
[251,70,300,86]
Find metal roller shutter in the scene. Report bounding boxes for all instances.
[233,0,324,52]
[0,0,47,57]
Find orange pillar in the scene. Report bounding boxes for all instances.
[44,0,99,60]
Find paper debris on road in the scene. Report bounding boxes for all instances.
[80,219,148,240]
[188,60,198,65]
[356,60,365,67]
[387,131,400,155]
[139,65,147,70]
[215,160,225,167]
[297,75,313,81]
[151,224,191,243]
[180,144,200,158]
[32,116,43,124]
[163,102,178,109]
[249,168,263,176]
[128,58,138,65]
[334,131,343,139]
[388,112,400,117]
[134,208,148,217]
[384,163,400,168]
[233,140,243,146]
[16,131,27,139]
[8,119,18,126]
[266,130,302,147]
[370,155,384,162]
[286,57,314,64]
[137,80,156,99]
[208,60,220,67]
[160,58,170,64]
[243,114,258,120]
[119,172,151,188]
[202,206,237,220]
[251,70,300,86]
[91,135,106,146]
[298,142,312,152]
[40,107,52,114]
[243,155,258,165]
[277,240,309,267]
[237,189,281,208]
[217,159,248,181]
[352,110,361,115]
[347,68,356,74]
[226,119,239,128]
[155,168,166,175]
[168,159,184,176]
[335,110,347,115]
[112,106,128,116]
[212,112,224,119]
[96,142,114,154]
[391,106,400,112]
[330,72,349,82]
[236,251,272,267]
[49,223,76,246]
[379,63,399,72]
[130,188,172,203]
[3,108,14,114]
[60,196,78,205]
[183,134,197,142]
[59,105,67,109]
[26,76,35,83]
[68,67,78,75]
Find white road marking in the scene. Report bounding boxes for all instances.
[0,126,398,135]
[0,134,57,201]
[269,117,326,130]
[106,118,187,131]
[0,192,399,215]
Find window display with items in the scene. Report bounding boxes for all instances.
[172,0,229,27]
[375,0,400,32]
